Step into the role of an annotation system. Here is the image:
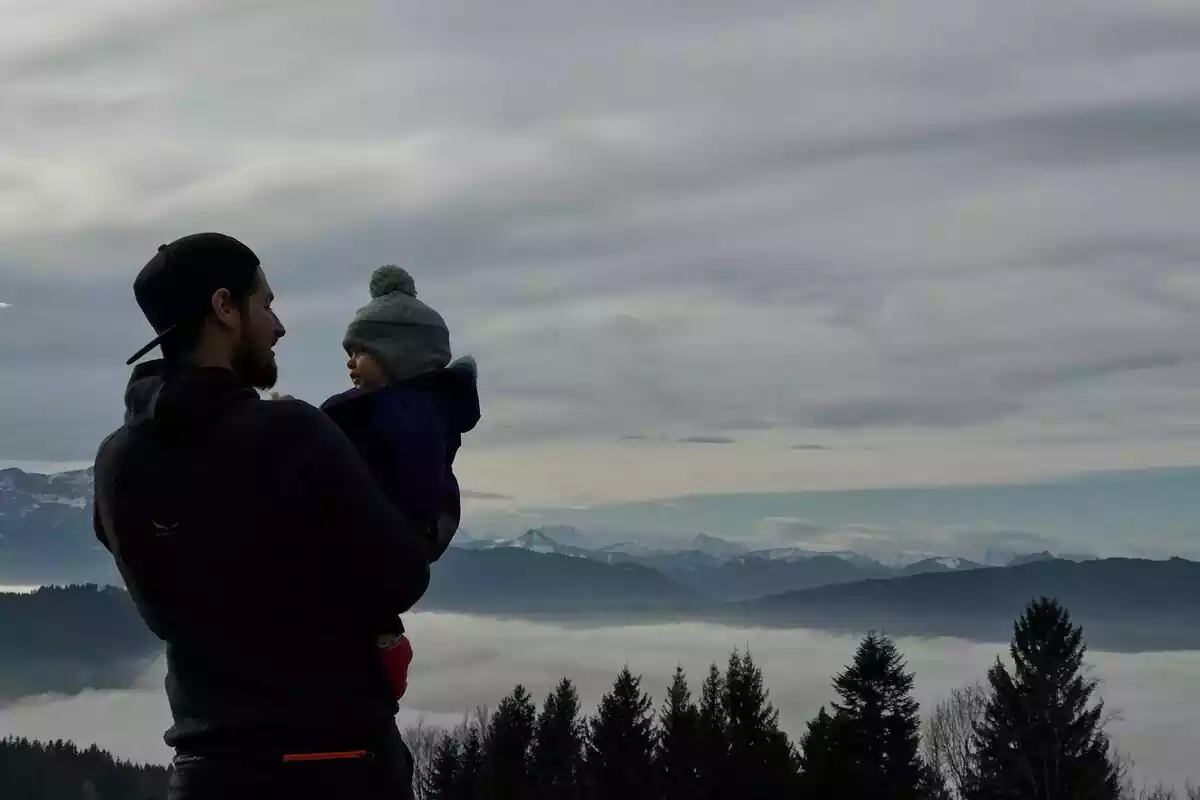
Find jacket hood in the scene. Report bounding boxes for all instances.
[124,360,259,435]
[434,356,481,435]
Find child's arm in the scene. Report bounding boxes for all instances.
[370,392,451,557]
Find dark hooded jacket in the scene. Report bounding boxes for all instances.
[92,361,432,756]
[320,357,480,561]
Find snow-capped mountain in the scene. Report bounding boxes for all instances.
[687,533,747,559]
[0,468,92,516]
[898,556,986,576]
[527,525,597,550]
[744,547,884,569]
[0,467,111,584]
[456,528,594,559]
[2,467,1076,598]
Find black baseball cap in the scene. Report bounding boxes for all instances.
[127,232,262,365]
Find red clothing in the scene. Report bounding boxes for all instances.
[378,634,413,700]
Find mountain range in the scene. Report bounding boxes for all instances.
[0,467,107,585]
[3,550,1197,704]
[420,543,1200,650]
[729,555,1200,652]
[457,528,1001,601]
[4,467,1055,599]
[5,466,1196,653]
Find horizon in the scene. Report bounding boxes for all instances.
[7,460,1200,561]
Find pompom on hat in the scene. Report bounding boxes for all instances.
[369,264,417,299]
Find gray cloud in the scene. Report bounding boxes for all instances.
[677,436,737,445]
[461,489,513,501]
[809,398,1024,431]
[3,0,1200,477]
[790,444,831,451]
[2,614,1196,789]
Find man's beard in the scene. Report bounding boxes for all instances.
[231,331,278,391]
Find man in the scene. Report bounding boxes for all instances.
[92,233,431,799]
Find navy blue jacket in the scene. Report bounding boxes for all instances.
[320,359,480,562]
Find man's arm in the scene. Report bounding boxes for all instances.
[370,394,450,558]
[92,434,119,554]
[294,404,432,620]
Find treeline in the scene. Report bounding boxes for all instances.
[0,737,169,799]
[2,597,1195,798]
[405,598,1195,799]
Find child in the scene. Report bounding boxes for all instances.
[320,264,480,700]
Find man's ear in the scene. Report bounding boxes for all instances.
[210,287,240,331]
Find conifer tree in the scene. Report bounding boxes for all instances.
[798,705,843,796]
[532,678,585,800]
[427,733,463,800]
[966,598,1121,800]
[456,726,484,800]
[696,661,730,798]
[654,666,702,800]
[799,632,932,799]
[480,684,537,800]
[584,666,655,800]
[722,649,801,796]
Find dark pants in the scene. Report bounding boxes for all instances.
[167,726,414,800]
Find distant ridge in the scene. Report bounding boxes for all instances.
[0,584,160,700]
[4,554,1199,706]
[421,548,699,615]
[732,556,1200,652]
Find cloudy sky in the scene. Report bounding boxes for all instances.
[3,1,1200,521]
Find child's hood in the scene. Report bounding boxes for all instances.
[426,355,480,435]
[321,355,480,435]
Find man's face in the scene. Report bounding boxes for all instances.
[231,270,286,390]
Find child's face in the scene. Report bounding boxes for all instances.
[347,348,387,389]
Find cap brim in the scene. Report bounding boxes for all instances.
[125,326,175,365]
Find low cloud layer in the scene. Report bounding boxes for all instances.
[3,0,1200,505]
[2,614,1197,789]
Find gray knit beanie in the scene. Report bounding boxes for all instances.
[343,265,451,382]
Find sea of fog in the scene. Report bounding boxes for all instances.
[1,613,1196,790]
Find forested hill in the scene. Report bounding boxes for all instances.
[0,737,169,800]
[0,585,160,700]
[735,555,1200,651]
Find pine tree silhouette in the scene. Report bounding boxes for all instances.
[532,678,585,800]
[696,661,729,799]
[722,649,801,796]
[966,598,1122,800]
[584,666,655,800]
[456,726,484,800]
[654,666,702,800]
[480,685,537,800]
[800,632,932,799]
[798,706,841,796]
[427,733,463,800]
